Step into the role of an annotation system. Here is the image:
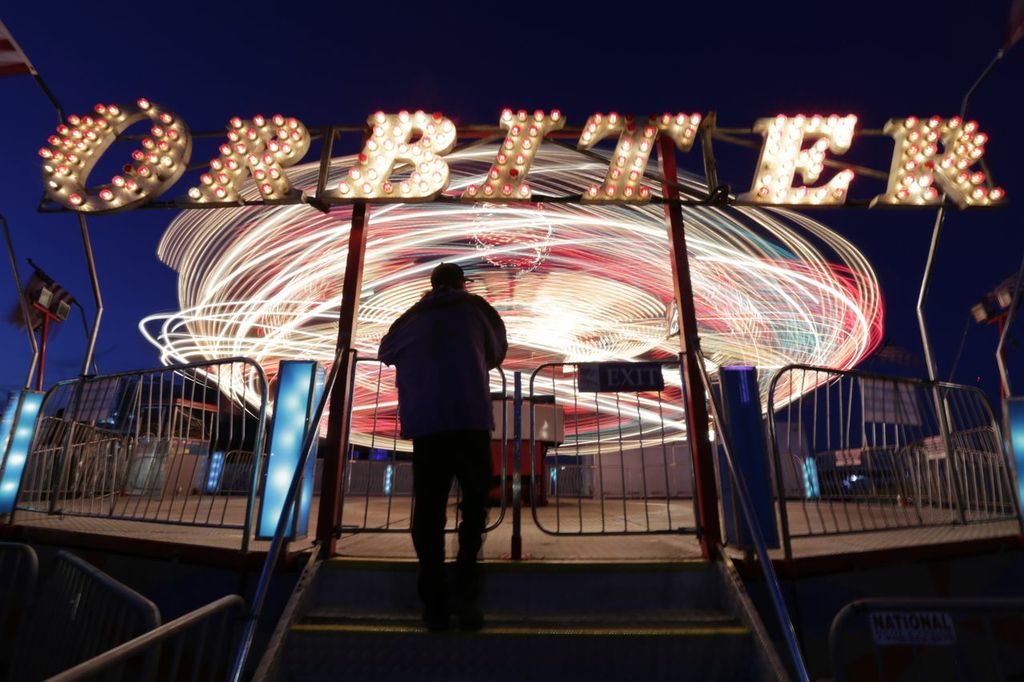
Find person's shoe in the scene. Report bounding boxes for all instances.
[422,605,451,632]
[457,602,485,631]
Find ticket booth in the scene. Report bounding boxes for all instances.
[490,394,565,505]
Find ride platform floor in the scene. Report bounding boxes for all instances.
[4,496,1020,567]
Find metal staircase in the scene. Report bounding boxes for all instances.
[261,556,786,682]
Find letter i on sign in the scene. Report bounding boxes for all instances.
[463,109,565,201]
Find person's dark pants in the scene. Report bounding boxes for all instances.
[411,429,492,614]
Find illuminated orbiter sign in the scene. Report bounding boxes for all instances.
[39,102,1007,214]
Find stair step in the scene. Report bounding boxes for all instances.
[284,617,754,682]
[299,608,744,633]
[315,557,724,614]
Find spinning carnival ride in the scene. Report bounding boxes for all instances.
[141,145,883,451]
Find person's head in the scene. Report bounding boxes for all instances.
[430,262,469,290]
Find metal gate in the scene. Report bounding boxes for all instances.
[526,360,699,535]
[336,357,507,533]
[338,357,699,539]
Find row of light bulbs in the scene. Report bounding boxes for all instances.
[40,103,1006,213]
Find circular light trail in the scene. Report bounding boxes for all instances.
[141,145,883,452]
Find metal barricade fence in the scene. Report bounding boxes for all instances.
[11,550,161,680]
[14,358,268,548]
[0,542,38,677]
[829,597,1024,682]
[337,357,507,533]
[528,360,698,535]
[767,365,1020,550]
[48,595,244,682]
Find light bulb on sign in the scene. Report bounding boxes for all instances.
[327,110,456,202]
[577,111,701,203]
[871,116,1005,208]
[463,109,565,201]
[40,99,191,213]
[188,114,311,202]
[739,114,857,205]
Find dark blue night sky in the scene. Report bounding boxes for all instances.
[1,3,1022,405]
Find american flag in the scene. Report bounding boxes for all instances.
[9,267,76,330]
[0,21,35,77]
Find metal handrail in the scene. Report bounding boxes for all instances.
[230,346,354,682]
[46,595,244,681]
[694,350,811,682]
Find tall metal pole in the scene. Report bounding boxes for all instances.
[317,200,370,555]
[914,48,1008,522]
[996,253,1024,397]
[1,214,39,390]
[917,207,947,386]
[36,312,50,391]
[917,207,966,523]
[77,214,102,376]
[657,135,721,558]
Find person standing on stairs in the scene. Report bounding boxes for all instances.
[379,261,508,632]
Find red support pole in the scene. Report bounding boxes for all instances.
[317,201,370,556]
[657,136,721,559]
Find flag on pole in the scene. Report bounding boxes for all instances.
[8,267,76,331]
[0,21,36,77]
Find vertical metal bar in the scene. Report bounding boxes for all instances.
[318,200,371,554]
[996,252,1024,397]
[511,371,523,560]
[594,389,606,533]
[766,371,793,559]
[312,128,336,207]
[657,135,720,557]
[77,214,102,376]
[242,362,269,550]
[634,389,653,531]
[699,112,719,193]
[335,354,360,535]
[615,393,628,531]
[573,366,583,532]
[2,215,40,390]
[917,206,967,523]
[655,385,673,531]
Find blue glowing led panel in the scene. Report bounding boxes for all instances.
[0,391,44,514]
[1005,397,1024,522]
[257,360,324,539]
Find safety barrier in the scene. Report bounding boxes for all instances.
[13,358,268,550]
[49,595,244,682]
[829,597,1024,681]
[0,543,38,676]
[768,365,1021,553]
[527,360,698,535]
[10,551,161,680]
[337,357,507,533]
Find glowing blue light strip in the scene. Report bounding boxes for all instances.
[256,360,323,539]
[205,451,225,494]
[802,457,821,500]
[1005,397,1024,523]
[0,391,44,514]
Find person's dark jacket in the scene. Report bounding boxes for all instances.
[379,286,507,439]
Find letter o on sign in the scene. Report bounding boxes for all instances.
[40,98,192,214]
